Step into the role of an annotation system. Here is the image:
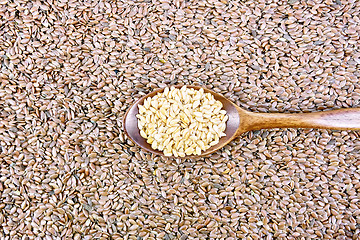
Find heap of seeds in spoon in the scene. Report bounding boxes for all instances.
[136,86,228,157]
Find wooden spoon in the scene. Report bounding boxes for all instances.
[123,85,360,157]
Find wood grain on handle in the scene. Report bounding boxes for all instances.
[237,108,360,135]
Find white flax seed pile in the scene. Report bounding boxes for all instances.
[0,0,360,239]
[136,86,228,157]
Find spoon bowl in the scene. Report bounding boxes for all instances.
[123,85,360,157]
[123,86,241,156]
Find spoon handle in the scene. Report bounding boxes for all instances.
[239,108,360,134]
